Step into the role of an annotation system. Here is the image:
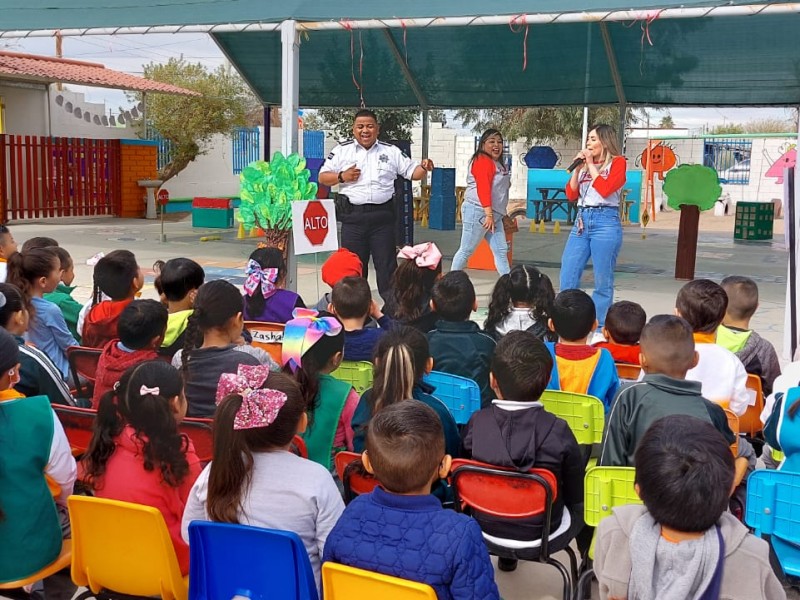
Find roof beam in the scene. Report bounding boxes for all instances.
[599,22,626,107]
[1,3,797,38]
[382,29,429,110]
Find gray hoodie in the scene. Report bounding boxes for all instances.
[595,504,786,600]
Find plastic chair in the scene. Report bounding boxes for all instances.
[245,321,285,364]
[52,404,96,457]
[421,371,481,425]
[615,363,641,381]
[188,521,318,600]
[180,417,214,464]
[291,434,308,459]
[331,360,374,395]
[334,451,379,504]
[322,562,436,599]
[745,470,800,578]
[540,390,605,445]
[0,539,72,590]
[724,408,740,457]
[741,374,765,437]
[68,496,188,600]
[583,466,641,560]
[67,345,102,400]
[450,458,577,600]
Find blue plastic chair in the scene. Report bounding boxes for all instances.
[745,469,800,578]
[188,521,319,600]
[422,370,481,425]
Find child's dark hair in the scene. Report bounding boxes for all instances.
[118,299,168,350]
[245,247,286,317]
[158,258,205,302]
[7,248,59,313]
[83,361,189,489]
[366,400,444,494]
[370,326,429,415]
[0,283,26,329]
[389,257,442,322]
[550,289,596,341]
[605,301,647,345]
[331,276,371,320]
[21,237,58,252]
[491,331,553,400]
[431,270,475,322]
[49,246,73,273]
[639,315,695,374]
[484,265,554,333]
[676,279,728,333]
[92,249,140,304]
[207,372,307,523]
[289,311,344,418]
[721,275,759,322]
[635,414,734,532]
[182,280,244,378]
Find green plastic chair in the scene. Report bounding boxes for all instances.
[584,466,642,559]
[540,390,605,445]
[331,361,374,395]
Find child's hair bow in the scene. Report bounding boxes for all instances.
[216,364,287,430]
[281,308,343,369]
[243,259,279,298]
[396,242,442,270]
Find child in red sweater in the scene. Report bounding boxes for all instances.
[92,300,168,407]
[594,300,647,365]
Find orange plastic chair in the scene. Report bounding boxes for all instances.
[0,539,72,591]
[615,363,641,381]
[52,404,96,457]
[724,408,740,457]
[68,496,188,600]
[334,451,379,504]
[245,321,285,364]
[67,345,102,400]
[291,434,308,459]
[741,374,765,437]
[450,458,576,600]
[180,417,214,464]
[323,562,436,599]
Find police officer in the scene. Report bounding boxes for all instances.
[319,109,434,302]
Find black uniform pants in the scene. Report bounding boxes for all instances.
[340,201,397,303]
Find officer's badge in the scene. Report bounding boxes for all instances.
[379,154,389,163]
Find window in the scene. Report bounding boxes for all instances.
[703,138,752,185]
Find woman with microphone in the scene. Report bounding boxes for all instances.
[559,124,626,327]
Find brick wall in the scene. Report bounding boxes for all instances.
[119,140,159,218]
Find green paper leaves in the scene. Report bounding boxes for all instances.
[237,152,319,231]
[663,164,722,212]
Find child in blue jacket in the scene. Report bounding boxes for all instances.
[323,400,500,600]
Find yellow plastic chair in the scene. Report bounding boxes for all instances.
[0,540,72,590]
[540,390,605,445]
[322,562,436,600]
[584,466,642,559]
[331,360,374,395]
[68,496,188,600]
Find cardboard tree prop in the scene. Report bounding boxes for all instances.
[238,152,318,250]
[662,164,721,280]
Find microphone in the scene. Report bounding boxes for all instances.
[566,157,585,173]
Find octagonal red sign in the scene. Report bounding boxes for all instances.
[303,201,329,246]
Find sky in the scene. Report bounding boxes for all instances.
[3,33,796,134]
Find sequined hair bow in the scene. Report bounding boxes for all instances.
[216,364,287,430]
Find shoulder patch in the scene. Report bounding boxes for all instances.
[327,151,335,159]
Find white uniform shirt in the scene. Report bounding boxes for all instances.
[320,140,419,205]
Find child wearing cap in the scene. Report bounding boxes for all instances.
[314,248,363,312]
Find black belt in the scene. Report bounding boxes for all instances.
[578,205,617,210]
[349,200,393,213]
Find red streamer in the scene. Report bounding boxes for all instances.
[509,15,529,71]
[400,19,409,65]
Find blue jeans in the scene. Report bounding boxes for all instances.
[451,202,510,275]
[559,207,622,327]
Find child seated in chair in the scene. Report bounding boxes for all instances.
[595,415,784,600]
[594,300,646,365]
[545,289,619,411]
[155,258,205,359]
[242,247,305,324]
[329,276,391,362]
[323,400,500,600]
[461,330,585,572]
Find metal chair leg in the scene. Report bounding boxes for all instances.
[565,546,579,584]
[546,557,573,600]
[573,568,595,600]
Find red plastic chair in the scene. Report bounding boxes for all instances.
[67,345,102,401]
[741,374,765,437]
[180,417,214,464]
[450,458,577,600]
[52,404,96,457]
[291,435,308,459]
[334,451,379,504]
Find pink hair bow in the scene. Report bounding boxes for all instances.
[216,364,287,430]
[281,308,343,369]
[396,242,442,270]
[140,385,160,396]
[243,259,279,298]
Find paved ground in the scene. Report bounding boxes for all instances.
[2,208,793,600]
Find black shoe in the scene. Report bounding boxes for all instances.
[498,557,518,572]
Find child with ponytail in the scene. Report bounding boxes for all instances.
[181,367,343,588]
[281,309,358,470]
[242,246,305,324]
[351,325,459,457]
[8,247,78,382]
[83,360,201,575]
[484,264,556,341]
[384,242,443,333]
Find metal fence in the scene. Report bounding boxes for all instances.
[303,130,325,159]
[232,127,261,174]
[703,138,752,185]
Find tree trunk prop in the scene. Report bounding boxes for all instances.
[257,224,291,263]
[675,205,700,280]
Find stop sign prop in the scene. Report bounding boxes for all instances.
[157,189,170,206]
[291,199,339,255]
[303,201,329,246]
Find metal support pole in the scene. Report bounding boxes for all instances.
[264,104,271,160]
[619,101,627,153]
[581,25,592,145]
[421,109,430,184]
[280,20,300,155]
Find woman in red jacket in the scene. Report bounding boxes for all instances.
[451,129,511,275]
